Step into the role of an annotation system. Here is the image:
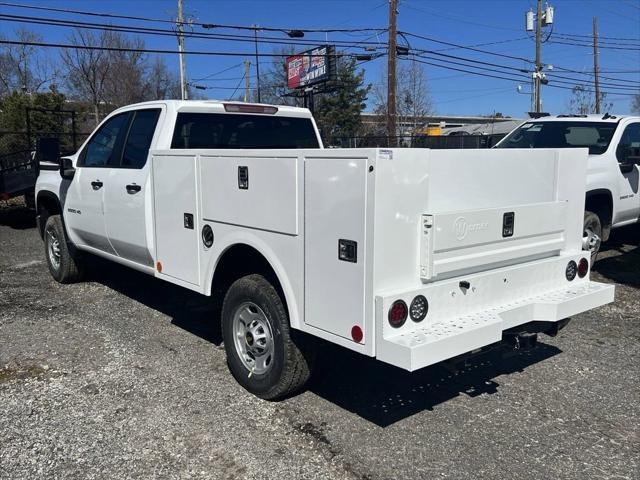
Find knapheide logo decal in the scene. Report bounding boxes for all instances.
[453,216,488,240]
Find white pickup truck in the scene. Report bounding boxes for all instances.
[36,100,614,399]
[495,114,640,259]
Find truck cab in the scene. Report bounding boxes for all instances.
[36,100,322,271]
[494,114,640,259]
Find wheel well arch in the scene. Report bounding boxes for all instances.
[585,189,613,240]
[210,243,290,321]
[36,191,62,238]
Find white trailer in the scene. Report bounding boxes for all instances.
[36,101,614,399]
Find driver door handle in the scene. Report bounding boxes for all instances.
[126,184,141,194]
[91,180,103,190]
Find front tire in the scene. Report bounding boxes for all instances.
[221,274,313,400]
[583,211,603,264]
[44,214,84,283]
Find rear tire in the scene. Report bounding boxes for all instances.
[221,274,313,400]
[44,214,84,283]
[583,211,602,264]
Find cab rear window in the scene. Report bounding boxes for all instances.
[171,112,319,149]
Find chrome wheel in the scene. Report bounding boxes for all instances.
[46,227,61,270]
[232,302,274,375]
[582,227,601,254]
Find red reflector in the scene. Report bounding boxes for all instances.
[156,261,163,273]
[351,325,363,343]
[388,300,408,328]
[223,103,278,114]
[578,258,589,278]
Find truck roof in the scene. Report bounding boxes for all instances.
[526,114,638,123]
[115,99,314,118]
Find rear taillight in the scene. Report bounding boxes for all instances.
[577,258,589,278]
[388,300,408,328]
[566,260,577,281]
[409,295,428,322]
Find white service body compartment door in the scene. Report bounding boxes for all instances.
[152,154,200,286]
[304,157,368,340]
[200,154,298,235]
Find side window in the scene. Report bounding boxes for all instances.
[121,109,161,168]
[617,123,640,163]
[80,113,130,167]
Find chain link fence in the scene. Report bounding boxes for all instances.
[326,134,507,149]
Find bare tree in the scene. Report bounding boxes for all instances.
[145,57,181,100]
[102,31,147,106]
[259,46,304,107]
[567,84,613,115]
[0,28,57,95]
[372,60,434,134]
[60,30,110,126]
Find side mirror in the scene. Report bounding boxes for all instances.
[617,145,640,174]
[60,157,76,180]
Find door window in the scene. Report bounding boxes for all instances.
[616,123,640,163]
[80,112,131,167]
[121,109,161,168]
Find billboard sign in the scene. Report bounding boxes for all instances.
[286,46,334,89]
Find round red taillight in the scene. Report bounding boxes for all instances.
[351,325,363,343]
[566,260,577,281]
[388,300,408,328]
[578,257,589,278]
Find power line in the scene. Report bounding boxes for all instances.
[0,13,387,51]
[0,2,386,33]
[400,31,533,64]
[553,31,640,42]
[403,56,639,96]
[0,39,367,58]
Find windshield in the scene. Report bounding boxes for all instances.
[495,121,618,155]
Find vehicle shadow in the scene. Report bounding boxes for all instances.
[309,341,561,427]
[594,223,640,288]
[0,202,36,230]
[84,255,223,345]
[84,255,561,427]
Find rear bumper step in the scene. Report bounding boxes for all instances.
[376,281,614,371]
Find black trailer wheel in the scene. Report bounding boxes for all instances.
[44,214,84,284]
[221,274,313,400]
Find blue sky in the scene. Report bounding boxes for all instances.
[1,0,639,117]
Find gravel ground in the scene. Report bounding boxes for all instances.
[1,198,638,480]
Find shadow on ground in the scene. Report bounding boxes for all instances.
[594,223,640,288]
[309,340,560,427]
[85,256,223,345]
[83,253,563,427]
[0,203,36,230]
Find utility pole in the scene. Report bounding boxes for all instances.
[525,1,553,115]
[534,0,542,114]
[177,0,188,100]
[593,16,601,114]
[244,59,251,102]
[254,26,261,103]
[387,0,398,147]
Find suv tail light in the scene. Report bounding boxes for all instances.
[388,300,408,328]
[577,257,589,278]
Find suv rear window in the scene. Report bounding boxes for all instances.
[171,112,319,149]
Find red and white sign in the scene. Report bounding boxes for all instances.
[286,46,331,89]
